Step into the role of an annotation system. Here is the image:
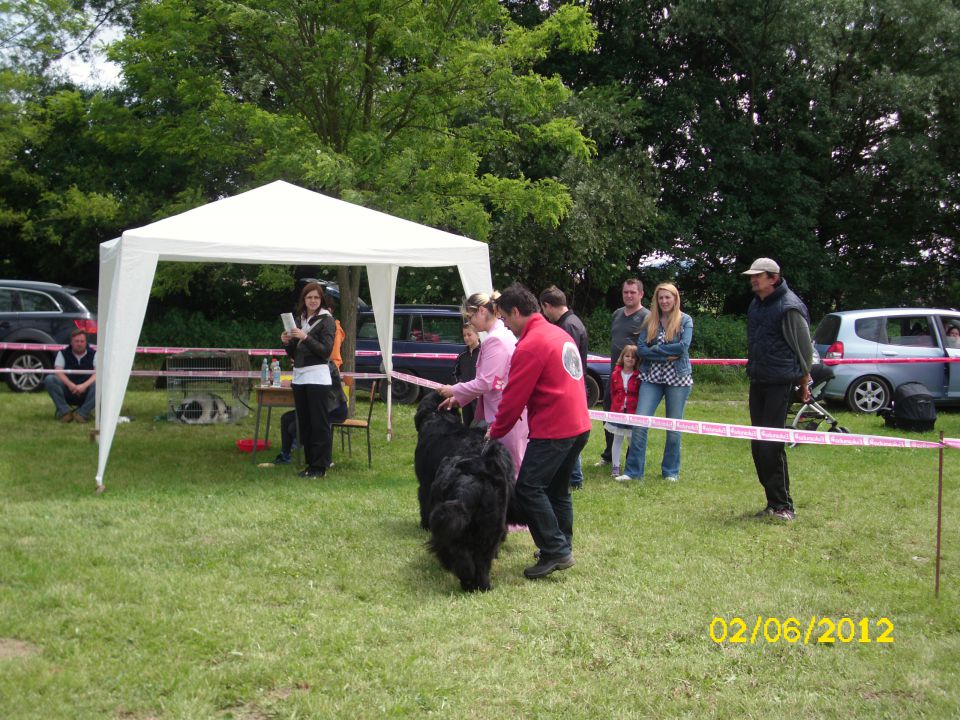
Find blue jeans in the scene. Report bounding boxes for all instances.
[570,454,583,487]
[623,382,692,479]
[515,431,590,559]
[43,375,95,419]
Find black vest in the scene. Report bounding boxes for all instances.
[63,348,95,385]
[746,279,809,383]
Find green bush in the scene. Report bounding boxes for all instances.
[140,309,277,351]
[690,314,747,359]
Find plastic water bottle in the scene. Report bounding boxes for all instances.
[260,358,269,387]
[271,358,281,387]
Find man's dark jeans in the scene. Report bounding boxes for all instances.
[601,368,613,461]
[748,382,794,511]
[515,430,590,559]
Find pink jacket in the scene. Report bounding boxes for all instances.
[451,319,528,476]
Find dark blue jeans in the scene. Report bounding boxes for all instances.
[515,430,590,559]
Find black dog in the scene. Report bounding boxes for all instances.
[427,442,515,592]
[414,391,488,530]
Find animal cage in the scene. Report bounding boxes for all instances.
[165,351,251,424]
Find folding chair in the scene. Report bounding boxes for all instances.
[332,380,377,467]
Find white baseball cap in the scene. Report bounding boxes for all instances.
[742,257,781,275]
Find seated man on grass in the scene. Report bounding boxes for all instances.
[44,328,96,424]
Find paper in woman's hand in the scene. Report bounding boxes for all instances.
[281,313,296,332]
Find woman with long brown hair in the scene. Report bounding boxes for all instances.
[281,282,336,478]
[615,282,694,483]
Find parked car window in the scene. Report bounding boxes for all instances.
[812,314,841,345]
[853,317,883,343]
[20,290,60,313]
[410,315,462,343]
[885,315,934,347]
[74,290,97,313]
[0,289,15,312]
[358,315,404,341]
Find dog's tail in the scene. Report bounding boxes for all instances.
[429,500,471,543]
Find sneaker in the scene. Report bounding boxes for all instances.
[614,474,635,482]
[611,467,621,477]
[93,484,106,495]
[754,507,775,517]
[771,508,796,521]
[59,412,73,423]
[297,467,325,478]
[594,458,610,467]
[664,475,678,483]
[524,554,575,579]
[273,453,292,465]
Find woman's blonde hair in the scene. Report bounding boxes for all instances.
[643,283,682,343]
[617,344,638,367]
[461,291,500,319]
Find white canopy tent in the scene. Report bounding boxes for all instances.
[95,180,492,486]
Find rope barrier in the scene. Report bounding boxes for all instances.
[389,371,958,451]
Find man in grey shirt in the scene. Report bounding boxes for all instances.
[743,258,813,521]
[598,278,649,467]
[540,285,589,489]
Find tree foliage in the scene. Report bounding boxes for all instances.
[2,0,958,332]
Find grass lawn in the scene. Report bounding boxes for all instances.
[1,382,958,719]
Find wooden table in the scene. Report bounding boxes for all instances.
[252,385,296,463]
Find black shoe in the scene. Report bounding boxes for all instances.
[570,482,583,491]
[524,554,575,579]
[298,467,325,478]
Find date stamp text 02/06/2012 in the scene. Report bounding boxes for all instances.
[709,616,894,645]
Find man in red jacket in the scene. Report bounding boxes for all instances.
[488,284,592,579]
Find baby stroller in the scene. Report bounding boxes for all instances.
[786,363,849,445]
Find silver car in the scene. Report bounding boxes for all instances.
[813,308,960,412]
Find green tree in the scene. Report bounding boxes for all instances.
[103,0,597,367]
[514,0,960,316]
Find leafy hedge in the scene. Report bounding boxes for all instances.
[140,309,277,352]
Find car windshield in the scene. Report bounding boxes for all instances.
[73,290,97,313]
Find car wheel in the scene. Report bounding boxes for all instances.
[845,375,891,413]
[380,373,421,404]
[585,374,601,407]
[5,351,51,393]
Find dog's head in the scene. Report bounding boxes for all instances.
[415,390,463,433]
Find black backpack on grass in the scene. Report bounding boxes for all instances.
[879,382,936,432]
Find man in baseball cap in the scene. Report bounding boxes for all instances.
[742,257,813,521]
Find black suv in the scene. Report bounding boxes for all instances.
[0,280,98,392]
[354,304,609,405]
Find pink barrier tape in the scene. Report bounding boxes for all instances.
[590,409,948,449]
[389,369,955,451]
[390,370,443,391]
[0,342,287,356]
[0,368,389,380]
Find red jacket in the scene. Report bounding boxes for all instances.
[609,365,641,414]
[490,314,591,440]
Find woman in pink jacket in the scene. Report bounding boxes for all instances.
[438,291,528,477]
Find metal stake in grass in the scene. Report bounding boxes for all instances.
[935,430,944,598]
